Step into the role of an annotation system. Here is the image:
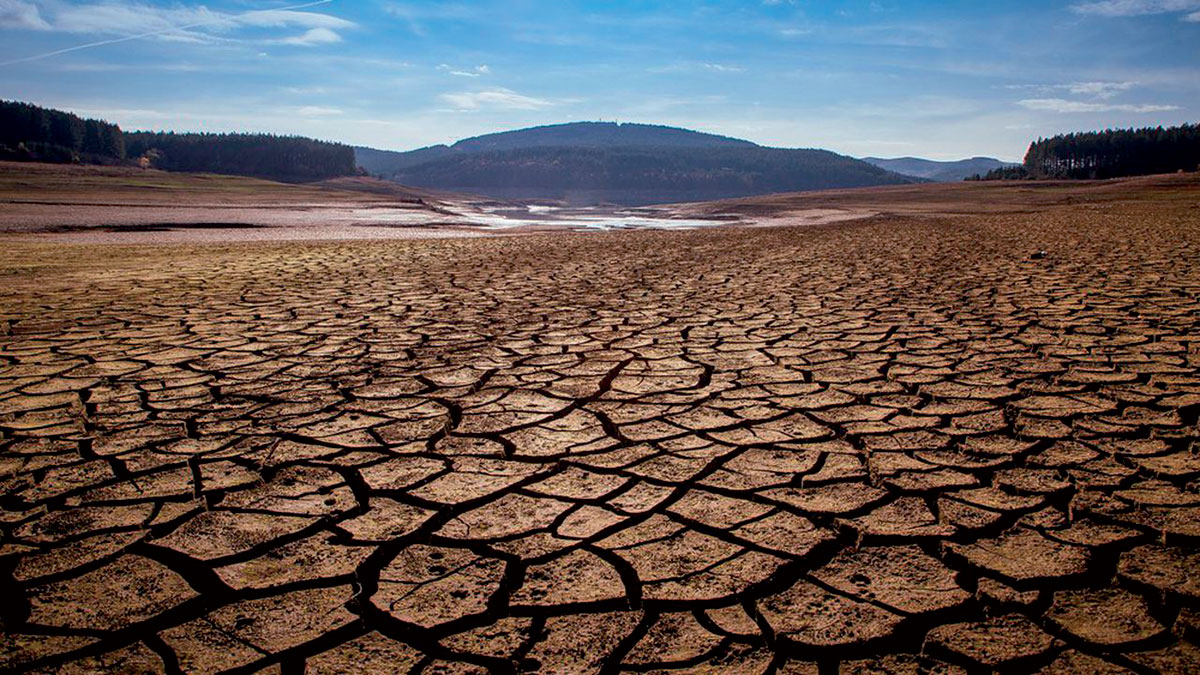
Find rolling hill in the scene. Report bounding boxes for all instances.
[357,122,919,205]
[861,156,1015,182]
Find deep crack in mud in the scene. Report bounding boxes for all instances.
[1,197,1199,673]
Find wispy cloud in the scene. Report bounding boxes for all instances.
[380,2,481,36]
[47,1,352,37]
[276,27,342,46]
[438,63,491,78]
[1064,81,1138,98]
[439,88,555,111]
[649,62,745,75]
[0,0,50,30]
[1007,81,1140,99]
[295,105,342,116]
[0,0,354,65]
[1017,97,1180,113]
[1071,0,1200,20]
[232,9,352,30]
[281,85,329,95]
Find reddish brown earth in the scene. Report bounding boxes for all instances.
[1,172,1199,673]
[0,162,497,242]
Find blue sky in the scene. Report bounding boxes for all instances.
[1,0,1197,160]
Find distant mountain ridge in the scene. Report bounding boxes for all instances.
[356,122,920,205]
[861,156,1015,182]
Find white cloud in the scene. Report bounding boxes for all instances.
[295,105,342,116]
[1017,98,1180,113]
[23,1,353,42]
[277,27,342,46]
[0,0,50,30]
[438,63,491,77]
[233,9,353,30]
[1071,0,1200,17]
[50,2,210,35]
[439,88,555,111]
[1,0,355,66]
[281,85,328,95]
[649,62,745,74]
[1066,81,1138,98]
[1008,81,1142,99]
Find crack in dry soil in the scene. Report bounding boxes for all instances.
[1,199,1199,673]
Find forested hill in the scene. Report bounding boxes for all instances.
[357,122,919,205]
[355,122,756,176]
[124,132,356,182]
[384,144,919,206]
[453,122,756,152]
[1,100,356,182]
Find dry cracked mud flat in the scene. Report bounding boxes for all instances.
[1,187,1199,674]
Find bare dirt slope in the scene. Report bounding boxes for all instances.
[0,162,486,239]
[676,171,1200,219]
[1,177,1199,673]
[0,161,449,206]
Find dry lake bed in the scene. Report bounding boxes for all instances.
[2,167,1199,673]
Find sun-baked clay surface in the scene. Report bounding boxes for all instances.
[2,176,1199,673]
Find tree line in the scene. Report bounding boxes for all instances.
[1024,123,1199,178]
[0,100,125,164]
[1,99,357,182]
[972,123,1200,180]
[124,132,356,182]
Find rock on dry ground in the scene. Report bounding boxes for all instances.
[1,185,1199,673]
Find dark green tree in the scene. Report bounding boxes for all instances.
[50,114,85,152]
[124,131,356,181]
[1,100,123,163]
[1022,123,1200,179]
[1,99,353,180]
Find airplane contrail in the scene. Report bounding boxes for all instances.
[1,0,335,67]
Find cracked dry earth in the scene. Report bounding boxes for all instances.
[2,198,1200,675]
